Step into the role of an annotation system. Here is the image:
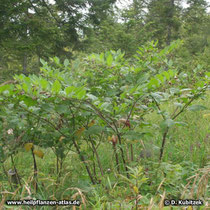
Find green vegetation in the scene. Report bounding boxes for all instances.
[0,0,209,209]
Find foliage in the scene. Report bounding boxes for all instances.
[0,42,209,208]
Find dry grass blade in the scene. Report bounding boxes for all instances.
[61,172,71,186]
[1,191,16,195]
[0,196,6,209]
[190,173,199,198]
[62,187,86,210]
[159,191,166,209]
[181,179,192,199]
[148,197,154,210]
[156,178,166,192]
[196,167,209,199]
[22,182,32,200]
[39,176,57,192]
[181,166,209,206]
[20,174,34,199]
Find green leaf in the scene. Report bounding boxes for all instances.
[174,102,183,107]
[52,80,61,93]
[65,86,75,96]
[124,131,145,140]
[188,105,207,111]
[22,80,32,93]
[0,84,14,94]
[161,119,175,129]
[40,79,49,90]
[151,92,163,102]
[156,74,165,83]
[174,121,188,126]
[20,96,37,107]
[168,70,175,77]
[75,87,86,99]
[55,104,69,114]
[64,59,69,67]
[54,57,60,65]
[148,78,159,88]
[163,71,170,80]
[170,88,180,95]
[85,125,104,135]
[40,58,47,66]
[87,93,98,101]
[106,53,113,66]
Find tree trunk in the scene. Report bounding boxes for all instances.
[166,0,175,45]
[23,54,27,75]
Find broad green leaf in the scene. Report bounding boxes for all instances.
[20,96,37,107]
[156,74,164,83]
[99,102,111,111]
[76,89,86,99]
[54,57,60,65]
[106,53,113,66]
[40,79,48,90]
[40,58,47,66]
[188,105,207,111]
[85,125,104,135]
[163,71,170,80]
[124,131,145,140]
[168,70,175,77]
[174,102,183,107]
[64,59,69,67]
[170,88,180,95]
[174,121,188,126]
[87,93,98,101]
[65,86,75,96]
[22,83,28,92]
[52,80,61,93]
[0,84,14,94]
[148,78,159,88]
[55,104,69,114]
[99,53,104,61]
[120,91,127,99]
[151,92,163,102]
[161,119,175,129]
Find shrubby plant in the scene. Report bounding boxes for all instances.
[0,41,209,208]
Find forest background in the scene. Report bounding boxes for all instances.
[0,0,209,80]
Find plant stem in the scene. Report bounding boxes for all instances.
[72,138,96,184]
[130,144,134,162]
[56,155,59,175]
[117,134,130,179]
[70,109,96,185]
[159,128,169,161]
[89,136,104,176]
[2,163,14,190]
[113,143,120,174]
[11,155,22,186]
[31,148,38,191]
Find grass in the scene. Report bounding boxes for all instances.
[0,92,209,209]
